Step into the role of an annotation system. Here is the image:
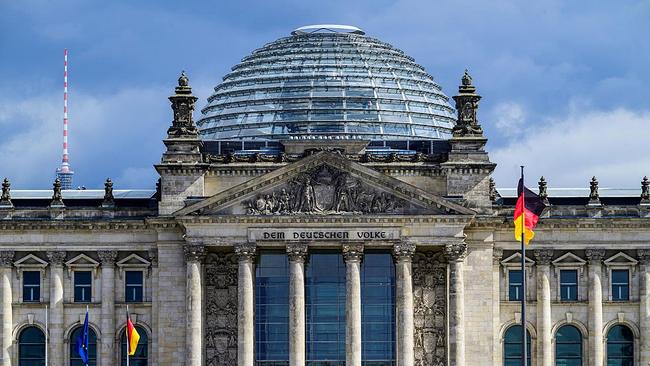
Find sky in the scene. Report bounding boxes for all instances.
[1,0,649,190]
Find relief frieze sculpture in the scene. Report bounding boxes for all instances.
[204,253,238,366]
[245,165,404,215]
[413,251,448,366]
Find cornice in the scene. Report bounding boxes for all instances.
[470,216,650,230]
[0,219,151,231]
[176,214,474,226]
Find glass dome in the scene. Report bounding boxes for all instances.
[198,25,456,142]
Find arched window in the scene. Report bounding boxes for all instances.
[503,325,531,366]
[120,326,148,366]
[555,325,582,366]
[18,326,45,366]
[607,325,634,366]
[70,326,98,366]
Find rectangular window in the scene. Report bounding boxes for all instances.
[611,269,630,301]
[125,271,144,303]
[560,270,578,301]
[361,252,395,365]
[74,271,92,303]
[256,252,289,365]
[509,270,523,301]
[23,271,40,303]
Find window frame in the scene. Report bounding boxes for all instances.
[610,269,630,302]
[552,252,586,302]
[603,252,638,302]
[500,253,534,302]
[22,270,41,303]
[606,324,634,365]
[554,324,583,366]
[116,254,151,303]
[120,324,149,366]
[508,269,524,302]
[18,326,46,366]
[13,254,48,304]
[124,270,145,303]
[69,326,98,366]
[73,270,93,303]
[559,269,579,302]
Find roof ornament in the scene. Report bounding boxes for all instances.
[178,70,189,88]
[641,176,650,203]
[168,71,199,137]
[588,176,601,206]
[0,178,12,208]
[538,176,549,205]
[102,178,115,208]
[452,69,484,138]
[50,178,65,208]
[488,177,497,202]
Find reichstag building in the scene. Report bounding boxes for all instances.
[1,24,649,366]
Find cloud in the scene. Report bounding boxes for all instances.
[490,108,650,188]
[492,102,526,136]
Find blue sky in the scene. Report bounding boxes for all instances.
[1,0,649,189]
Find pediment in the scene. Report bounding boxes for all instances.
[65,254,99,267]
[604,252,638,266]
[14,254,48,268]
[501,253,535,267]
[116,254,150,267]
[175,151,475,217]
[552,252,586,267]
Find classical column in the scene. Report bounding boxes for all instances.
[148,249,159,366]
[47,251,66,366]
[534,249,553,366]
[393,241,416,366]
[446,242,467,366]
[343,243,363,366]
[97,250,118,366]
[287,243,308,366]
[184,245,206,366]
[492,247,503,366]
[0,251,14,366]
[638,249,650,366]
[586,248,606,366]
[235,243,256,366]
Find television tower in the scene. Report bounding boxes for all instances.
[55,48,74,189]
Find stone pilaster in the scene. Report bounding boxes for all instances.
[445,242,467,366]
[184,245,206,366]
[343,243,363,366]
[98,250,118,366]
[235,243,256,366]
[393,241,416,366]
[287,243,308,366]
[534,249,553,366]
[586,248,606,366]
[0,251,14,366]
[492,247,503,366]
[46,251,66,366]
[638,249,650,366]
[148,249,159,366]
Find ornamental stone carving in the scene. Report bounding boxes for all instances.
[412,251,447,366]
[50,178,64,207]
[46,251,67,266]
[167,71,199,137]
[342,243,364,262]
[538,176,549,205]
[148,249,158,267]
[589,176,600,201]
[533,249,554,265]
[393,240,416,260]
[638,249,650,265]
[102,178,115,207]
[0,250,15,266]
[184,245,207,263]
[444,242,468,262]
[642,176,650,202]
[0,178,12,207]
[452,70,484,138]
[97,250,118,265]
[286,242,308,262]
[204,253,238,366]
[493,247,504,265]
[245,165,404,215]
[234,243,256,261]
[585,248,606,263]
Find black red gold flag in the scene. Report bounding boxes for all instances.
[513,178,546,244]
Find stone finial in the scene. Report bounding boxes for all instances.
[445,242,468,262]
[50,178,64,207]
[492,247,504,265]
[184,245,207,263]
[286,242,308,262]
[589,176,600,201]
[342,243,364,262]
[0,250,15,267]
[585,248,606,263]
[97,250,118,265]
[102,178,115,207]
[167,71,199,138]
[46,251,67,266]
[451,69,483,138]
[488,177,497,202]
[0,178,12,207]
[637,249,650,265]
[641,176,650,203]
[393,240,416,260]
[234,243,256,261]
[533,249,554,265]
[538,176,549,205]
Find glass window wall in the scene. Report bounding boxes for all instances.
[256,252,289,365]
[361,252,395,365]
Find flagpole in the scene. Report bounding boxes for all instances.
[520,166,527,366]
[86,305,89,366]
[126,305,130,366]
[45,304,48,366]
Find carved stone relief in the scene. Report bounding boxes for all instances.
[412,251,447,366]
[204,253,238,366]
[245,165,404,215]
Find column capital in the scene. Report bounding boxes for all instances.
[586,248,606,264]
[234,242,256,261]
[445,242,468,262]
[184,245,207,263]
[148,249,158,266]
[0,250,14,267]
[493,246,504,265]
[286,242,308,262]
[342,243,364,262]
[97,250,118,265]
[46,251,66,266]
[393,240,416,261]
[533,249,554,265]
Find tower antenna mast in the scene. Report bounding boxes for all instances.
[56,48,74,189]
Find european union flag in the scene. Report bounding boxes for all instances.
[76,310,89,365]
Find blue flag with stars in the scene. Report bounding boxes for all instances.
[76,310,89,365]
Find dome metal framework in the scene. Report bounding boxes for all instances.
[198,25,456,143]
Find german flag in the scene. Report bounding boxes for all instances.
[514,178,546,244]
[126,312,140,356]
